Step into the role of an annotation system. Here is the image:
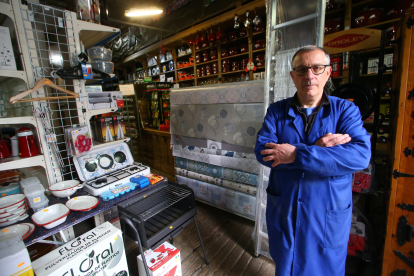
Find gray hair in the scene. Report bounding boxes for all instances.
[291,45,330,69]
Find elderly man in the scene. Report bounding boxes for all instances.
[255,45,371,276]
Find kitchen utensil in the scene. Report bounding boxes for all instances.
[21,223,35,240]
[169,61,174,71]
[0,224,30,241]
[0,194,26,212]
[10,136,18,157]
[17,130,39,158]
[24,183,48,212]
[0,182,21,197]
[0,139,10,159]
[31,203,70,229]
[65,196,99,211]
[48,180,83,198]
[244,11,252,27]
[90,61,114,74]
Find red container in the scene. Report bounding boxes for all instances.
[0,139,11,159]
[195,44,201,51]
[201,42,209,49]
[387,0,414,20]
[203,55,210,62]
[256,54,265,61]
[229,47,239,56]
[206,65,212,73]
[222,59,230,65]
[221,49,229,57]
[330,57,343,78]
[195,53,201,63]
[208,27,216,45]
[232,61,240,71]
[240,27,247,37]
[212,62,218,68]
[228,31,237,40]
[222,65,230,73]
[254,39,266,50]
[17,130,39,158]
[213,68,218,74]
[210,47,217,60]
[240,44,248,53]
[256,59,265,67]
[254,23,265,33]
[353,8,382,28]
[325,19,343,35]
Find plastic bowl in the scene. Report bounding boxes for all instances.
[31,203,70,229]
[48,180,83,198]
[90,61,114,74]
[87,46,112,61]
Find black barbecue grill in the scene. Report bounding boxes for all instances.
[118,181,209,276]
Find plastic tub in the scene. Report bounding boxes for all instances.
[90,61,114,74]
[20,177,40,192]
[32,199,49,213]
[23,184,48,210]
[87,46,112,61]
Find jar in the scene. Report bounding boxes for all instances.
[241,58,249,70]
[213,67,218,74]
[210,48,218,60]
[256,59,265,67]
[254,23,265,33]
[228,31,237,40]
[212,62,218,68]
[222,59,230,65]
[221,49,229,57]
[353,8,382,28]
[232,61,240,71]
[183,61,189,68]
[229,47,239,56]
[222,64,230,73]
[240,27,247,37]
[325,18,343,35]
[201,42,209,49]
[196,68,201,77]
[240,44,248,53]
[203,55,210,62]
[195,44,201,51]
[254,39,266,50]
[195,53,201,63]
[206,65,212,75]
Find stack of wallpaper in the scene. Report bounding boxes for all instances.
[170,81,265,220]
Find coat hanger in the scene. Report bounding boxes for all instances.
[9,78,80,104]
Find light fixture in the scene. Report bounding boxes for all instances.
[125,8,163,17]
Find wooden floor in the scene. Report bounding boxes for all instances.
[123,201,276,276]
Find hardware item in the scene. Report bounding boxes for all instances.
[404,147,414,157]
[394,170,414,179]
[394,250,414,270]
[398,203,414,212]
[397,216,414,246]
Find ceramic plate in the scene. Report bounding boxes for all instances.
[20,223,35,240]
[65,196,99,211]
[0,223,30,241]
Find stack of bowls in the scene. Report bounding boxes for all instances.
[0,194,29,227]
[87,46,114,74]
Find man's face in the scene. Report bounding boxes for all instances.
[289,50,331,103]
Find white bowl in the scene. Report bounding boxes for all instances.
[0,205,29,222]
[65,196,98,211]
[48,180,83,198]
[0,201,27,219]
[31,203,70,229]
[0,194,26,213]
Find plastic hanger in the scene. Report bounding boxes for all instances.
[9,78,80,104]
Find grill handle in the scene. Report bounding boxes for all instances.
[119,215,151,276]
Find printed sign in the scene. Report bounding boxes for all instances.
[323,28,381,55]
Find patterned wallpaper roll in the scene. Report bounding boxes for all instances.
[172,144,256,160]
[175,157,258,186]
[176,175,256,220]
[170,81,265,105]
[173,148,261,174]
[170,103,264,148]
[175,167,257,196]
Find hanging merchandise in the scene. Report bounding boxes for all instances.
[244,11,252,28]
[188,33,194,46]
[208,26,216,46]
[64,125,92,157]
[216,23,227,43]
[253,8,262,26]
[234,14,240,29]
[76,0,101,24]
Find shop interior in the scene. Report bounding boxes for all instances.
[0,0,413,275]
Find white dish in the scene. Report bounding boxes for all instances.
[0,194,26,212]
[21,223,35,240]
[31,203,70,229]
[48,180,83,198]
[0,201,27,219]
[0,224,30,241]
[65,196,99,211]
[0,205,29,222]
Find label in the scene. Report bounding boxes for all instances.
[34,197,41,203]
[74,197,78,200]
[17,262,25,267]
[2,193,6,196]
[2,229,8,232]
[43,209,48,212]
[144,77,152,82]
[324,34,370,48]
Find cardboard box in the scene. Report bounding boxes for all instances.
[114,116,126,140]
[32,222,129,276]
[103,117,115,142]
[367,58,379,74]
[87,91,123,110]
[137,242,181,276]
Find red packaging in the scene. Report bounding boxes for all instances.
[353,8,382,28]
[229,47,238,56]
[240,44,248,53]
[387,0,414,20]
[331,57,342,77]
[254,39,266,50]
[221,49,229,57]
[325,18,343,35]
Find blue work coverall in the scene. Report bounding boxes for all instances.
[255,94,371,276]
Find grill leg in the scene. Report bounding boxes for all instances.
[135,236,151,276]
[194,217,209,265]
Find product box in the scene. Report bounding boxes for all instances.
[114,116,126,140]
[0,26,17,70]
[87,91,124,110]
[137,242,181,276]
[347,215,365,256]
[101,117,115,142]
[384,53,393,71]
[64,125,92,156]
[367,58,379,74]
[32,222,129,276]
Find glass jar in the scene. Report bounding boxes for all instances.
[232,61,240,71]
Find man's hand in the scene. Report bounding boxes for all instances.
[315,133,351,148]
[261,143,296,167]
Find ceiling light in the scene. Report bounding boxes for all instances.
[125,8,163,17]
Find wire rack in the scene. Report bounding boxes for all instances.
[123,185,192,221]
[19,1,85,182]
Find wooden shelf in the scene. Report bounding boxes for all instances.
[196,59,218,66]
[360,72,393,77]
[352,0,373,8]
[252,30,266,36]
[160,70,175,74]
[197,74,219,79]
[222,69,248,75]
[195,45,217,53]
[221,36,248,45]
[353,18,400,30]
[256,66,266,70]
[177,66,194,70]
[221,52,249,60]
[325,8,344,15]
[177,78,195,83]
[176,53,193,59]
[252,48,266,53]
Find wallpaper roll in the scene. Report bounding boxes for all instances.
[172,144,256,160]
[175,157,258,186]
[173,149,261,174]
[175,167,257,196]
[170,103,264,148]
[170,135,255,154]
[176,175,256,219]
[170,81,265,105]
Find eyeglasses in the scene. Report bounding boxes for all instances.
[292,65,330,76]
